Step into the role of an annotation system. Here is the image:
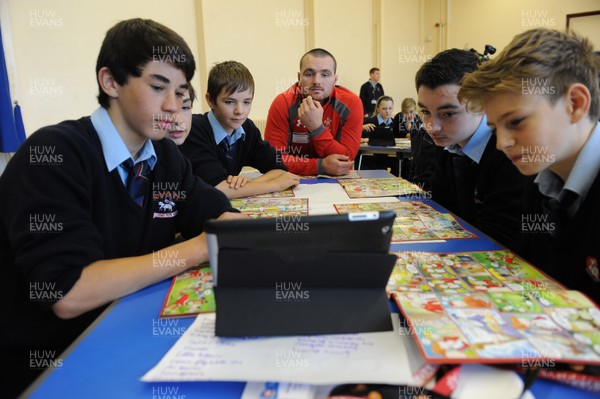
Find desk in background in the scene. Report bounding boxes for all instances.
[25,171,599,399]
[357,138,412,176]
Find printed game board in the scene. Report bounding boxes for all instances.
[338,177,425,198]
[160,265,215,318]
[230,197,309,219]
[247,187,295,198]
[388,250,600,364]
[334,201,476,242]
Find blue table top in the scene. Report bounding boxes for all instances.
[26,174,600,399]
[28,277,600,399]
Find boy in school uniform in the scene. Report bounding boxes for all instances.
[415,49,530,249]
[459,29,600,303]
[167,85,195,145]
[0,19,242,396]
[179,61,299,199]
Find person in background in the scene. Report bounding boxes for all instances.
[415,48,530,248]
[393,98,421,138]
[179,61,299,198]
[359,96,399,176]
[459,28,600,303]
[359,67,385,117]
[391,97,424,180]
[363,95,394,133]
[390,98,437,189]
[264,48,362,176]
[0,18,243,396]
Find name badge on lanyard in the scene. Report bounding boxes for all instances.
[292,132,310,144]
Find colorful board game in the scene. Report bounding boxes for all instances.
[338,177,425,198]
[334,201,476,242]
[247,187,295,198]
[389,250,600,364]
[160,265,215,318]
[230,197,309,219]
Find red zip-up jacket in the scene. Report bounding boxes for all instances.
[264,84,363,175]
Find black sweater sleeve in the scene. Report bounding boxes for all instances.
[174,152,238,239]
[178,113,229,187]
[0,123,105,311]
[473,150,531,249]
[240,119,287,174]
[430,148,458,213]
[431,139,529,249]
[179,114,287,186]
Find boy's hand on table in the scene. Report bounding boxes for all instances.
[226,175,248,189]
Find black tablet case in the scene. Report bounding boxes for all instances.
[206,212,397,337]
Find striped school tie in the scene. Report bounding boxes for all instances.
[219,138,236,169]
[122,159,150,206]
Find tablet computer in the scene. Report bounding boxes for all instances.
[368,127,396,147]
[204,211,397,336]
[205,210,395,284]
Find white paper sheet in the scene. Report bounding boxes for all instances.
[141,313,425,385]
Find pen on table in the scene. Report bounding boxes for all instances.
[520,365,540,398]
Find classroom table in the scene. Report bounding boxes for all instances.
[24,170,599,399]
[356,138,412,176]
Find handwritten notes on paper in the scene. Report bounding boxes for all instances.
[142,313,420,385]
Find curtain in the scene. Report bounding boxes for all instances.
[0,25,25,153]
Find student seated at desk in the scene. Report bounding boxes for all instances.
[179,61,299,198]
[362,95,394,135]
[459,28,600,304]
[360,96,399,176]
[416,49,530,249]
[0,18,245,397]
[392,97,422,138]
[391,98,438,190]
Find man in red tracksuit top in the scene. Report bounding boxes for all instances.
[265,48,363,176]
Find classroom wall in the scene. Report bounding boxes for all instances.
[312,0,373,98]
[448,0,600,56]
[198,0,305,120]
[380,0,446,107]
[198,0,375,120]
[4,0,598,137]
[5,0,201,136]
[4,0,423,134]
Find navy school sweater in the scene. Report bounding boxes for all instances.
[0,117,236,356]
[178,113,287,187]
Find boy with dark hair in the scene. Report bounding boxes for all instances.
[459,29,600,303]
[167,85,195,145]
[415,49,529,248]
[265,48,362,176]
[0,18,242,396]
[179,61,299,198]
